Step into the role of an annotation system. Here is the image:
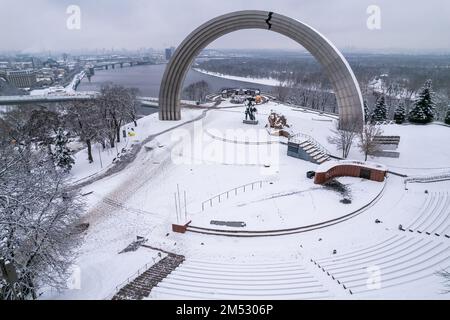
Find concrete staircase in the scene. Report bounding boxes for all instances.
[287,132,331,164]
[298,140,331,164]
[287,139,330,164]
[112,253,185,300]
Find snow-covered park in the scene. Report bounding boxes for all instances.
[42,98,450,300]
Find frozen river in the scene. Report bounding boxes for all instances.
[78,63,274,98]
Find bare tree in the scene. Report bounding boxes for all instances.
[125,87,140,127]
[273,83,290,102]
[182,80,210,102]
[98,84,140,145]
[327,122,359,158]
[358,123,383,161]
[64,101,101,163]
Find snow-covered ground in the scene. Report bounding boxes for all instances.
[189,176,384,231]
[44,98,450,300]
[70,108,203,183]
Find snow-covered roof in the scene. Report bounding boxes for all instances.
[316,160,387,173]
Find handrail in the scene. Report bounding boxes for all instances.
[201,180,266,211]
[405,172,450,184]
[104,254,166,300]
[289,132,332,156]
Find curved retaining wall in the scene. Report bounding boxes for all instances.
[314,162,387,184]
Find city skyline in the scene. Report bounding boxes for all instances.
[1,0,450,53]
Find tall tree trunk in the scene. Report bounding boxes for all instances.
[25,275,37,300]
[86,139,93,163]
[116,126,121,143]
[47,144,53,157]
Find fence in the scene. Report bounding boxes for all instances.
[201,180,266,211]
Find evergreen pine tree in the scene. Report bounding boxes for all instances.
[363,100,370,124]
[371,96,387,122]
[408,79,435,124]
[393,104,406,124]
[53,127,75,172]
[445,109,450,125]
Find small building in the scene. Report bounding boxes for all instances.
[314,160,387,184]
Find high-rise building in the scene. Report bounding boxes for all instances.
[165,47,175,61]
[5,69,37,88]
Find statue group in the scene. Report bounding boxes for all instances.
[243,98,258,125]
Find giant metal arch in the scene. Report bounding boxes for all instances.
[159,10,364,130]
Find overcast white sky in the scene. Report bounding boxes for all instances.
[1,0,449,53]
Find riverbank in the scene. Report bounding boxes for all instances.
[192,68,284,87]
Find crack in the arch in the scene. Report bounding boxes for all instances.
[265,12,273,30]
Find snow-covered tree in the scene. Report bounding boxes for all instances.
[182,80,211,103]
[125,87,140,127]
[0,141,84,299]
[371,96,387,122]
[393,104,406,124]
[65,101,101,163]
[53,127,75,172]
[363,100,370,124]
[408,79,435,124]
[97,84,141,146]
[444,109,450,125]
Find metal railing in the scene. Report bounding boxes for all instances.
[104,254,166,300]
[404,172,450,184]
[289,132,331,156]
[201,180,266,211]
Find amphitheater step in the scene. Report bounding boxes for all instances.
[314,234,450,296]
[149,259,333,299]
[112,253,185,300]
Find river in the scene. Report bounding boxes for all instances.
[77,64,274,115]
